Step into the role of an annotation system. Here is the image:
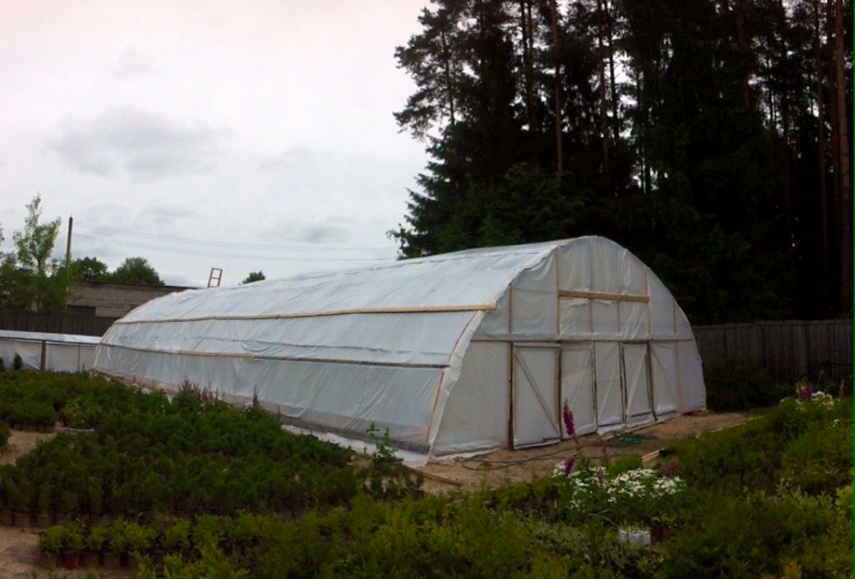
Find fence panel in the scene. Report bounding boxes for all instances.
[0,311,117,337]
[693,319,853,385]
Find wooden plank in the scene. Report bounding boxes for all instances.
[114,304,497,325]
[558,290,649,303]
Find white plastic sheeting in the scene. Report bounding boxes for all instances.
[0,330,100,372]
[94,236,705,457]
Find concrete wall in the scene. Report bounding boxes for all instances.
[68,281,193,318]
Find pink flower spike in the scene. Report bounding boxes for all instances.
[562,401,575,437]
[563,456,577,476]
[596,467,605,489]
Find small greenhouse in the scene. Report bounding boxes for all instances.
[94,236,705,457]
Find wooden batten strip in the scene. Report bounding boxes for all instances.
[559,290,649,303]
[114,304,497,325]
[98,343,449,370]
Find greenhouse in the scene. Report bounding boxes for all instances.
[93,236,705,457]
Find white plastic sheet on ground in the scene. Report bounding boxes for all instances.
[95,236,706,458]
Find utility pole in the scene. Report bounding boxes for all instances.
[65,216,73,267]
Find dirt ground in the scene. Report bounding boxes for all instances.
[0,410,753,578]
[417,410,755,493]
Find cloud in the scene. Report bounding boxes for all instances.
[49,107,225,181]
[112,48,155,79]
[136,205,196,230]
[258,149,315,172]
[260,215,354,245]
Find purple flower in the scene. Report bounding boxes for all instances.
[562,401,575,437]
[662,458,679,477]
[564,456,577,476]
[796,385,813,401]
[596,467,605,490]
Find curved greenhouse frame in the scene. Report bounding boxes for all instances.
[94,236,705,457]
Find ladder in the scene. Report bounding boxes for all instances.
[207,268,223,288]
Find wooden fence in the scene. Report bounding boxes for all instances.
[0,311,118,337]
[693,319,853,385]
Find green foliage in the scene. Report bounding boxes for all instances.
[106,256,164,286]
[675,395,852,495]
[12,354,23,371]
[0,195,71,313]
[392,0,851,320]
[7,372,853,579]
[661,490,843,579]
[241,271,265,284]
[161,517,191,552]
[39,521,84,555]
[0,372,360,519]
[780,421,853,495]
[70,256,109,282]
[362,423,424,500]
[703,356,789,411]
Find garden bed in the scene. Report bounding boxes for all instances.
[0,371,849,579]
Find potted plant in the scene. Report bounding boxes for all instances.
[192,514,225,553]
[85,523,109,567]
[60,523,84,569]
[124,521,156,560]
[39,523,83,569]
[104,518,130,569]
[38,525,64,568]
[0,475,17,526]
[34,484,53,527]
[162,517,191,555]
[13,477,33,528]
[232,512,262,557]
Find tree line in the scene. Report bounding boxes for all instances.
[391,0,852,324]
[0,196,165,314]
[0,196,269,315]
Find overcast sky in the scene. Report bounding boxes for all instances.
[0,1,430,287]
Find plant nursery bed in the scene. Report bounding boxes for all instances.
[418,410,755,493]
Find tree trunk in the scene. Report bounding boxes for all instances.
[440,29,456,129]
[813,0,830,313]
[597,0,611,190]
[604,0,619,140]
[831,0,852,308]
[778,0,793,241]
[736,0,750,108]
[520,0,537,133]
[549,0,563,175]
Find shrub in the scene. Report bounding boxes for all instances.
[39,522,84,555]
[162,518,191,553]
[662,491,838,579]
[0,421,9,447]
[780,423,853,495]
[551,463,686,527]
[704,356,789,411]
[12,354,22,371]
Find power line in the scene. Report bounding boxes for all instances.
[75,232,395,263]
[77,224,394,253]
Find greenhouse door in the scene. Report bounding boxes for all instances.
[512,345,561,448]
[622,343,654,426]
[560,343,596,436]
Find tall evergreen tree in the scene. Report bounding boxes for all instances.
[393,0,852,322]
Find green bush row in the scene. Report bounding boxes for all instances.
[674,395,853,494]
[0,373,376,519]
[40,512,268,557]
